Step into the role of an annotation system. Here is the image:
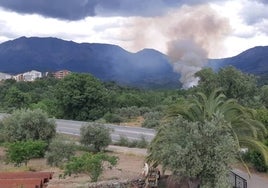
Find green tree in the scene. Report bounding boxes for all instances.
[194,67,218,95]
[195,66,258,106]
[6,140,47,166]
[45,136,76,167]
[147,116,237,187]
[218,66,257,103]
[2,109,56,142]
[4,86,31,109]
[260,85,268,108]
[80,123,111,152]
[168,89,268,169]
[64,152,117,182]
[55,73,109,121]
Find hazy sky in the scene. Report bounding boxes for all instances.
[0,0,267,58]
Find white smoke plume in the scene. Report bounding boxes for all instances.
[122,5,230,88]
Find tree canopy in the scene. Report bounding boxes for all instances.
[195,66,258,106]
[2,109,56,142]
[54,73,109,120]
[80,123,111,152]
[148,116,237,187]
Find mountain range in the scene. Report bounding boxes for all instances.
[0,37,267,88]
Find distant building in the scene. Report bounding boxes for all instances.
[13,70,42,82]
[23,70,42,81]
[0,72,12,80]
[13,74,24,81]
[53,70,71,79]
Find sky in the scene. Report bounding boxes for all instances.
[0,0,268,59]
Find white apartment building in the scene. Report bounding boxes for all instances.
[22,70,42,81]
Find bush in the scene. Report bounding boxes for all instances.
[114,135,148,148]
[138,107,151,115]
[80,123,111,152]
[45,136,76,167]
[116,106,140,119]
[142,112,163,128]
[64,152,118,182]
[2,109,56,142]
[103,112,124,123]
[6,140,47,166]
[242,150,268,172]
[142,119,160,128]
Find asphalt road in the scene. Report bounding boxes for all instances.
[0,113,156,142]
[56,119,156,142]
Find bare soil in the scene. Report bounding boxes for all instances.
[0,147,146,188]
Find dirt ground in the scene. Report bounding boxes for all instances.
[0,147,146,188]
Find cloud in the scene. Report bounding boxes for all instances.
[239,0,268,25]
[0,0,96,20]
[0,0,219,20]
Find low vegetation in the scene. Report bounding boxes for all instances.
[113,135,148,148]
[64,152,118,182]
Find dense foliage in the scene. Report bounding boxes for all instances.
[148,116,237,187]
[195,66,259,107]
[54,73,110,120]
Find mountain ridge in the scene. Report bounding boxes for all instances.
[0,36,267,88]
[0,37,180,88]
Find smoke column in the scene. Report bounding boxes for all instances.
[123,5,230,88]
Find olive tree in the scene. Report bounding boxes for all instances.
[80,123,111,152]
[147,116,238,188]
[45,136,76,167]
[2,109,56,142]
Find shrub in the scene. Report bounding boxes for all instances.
[45,136,76,167]
[6,140,47,166]
[64,152,117,182]
[103,112,124,123]
[116,106,140,119]
[2,109,56,142]
[142,112,163,128]
[114,135,148,148]
[138,107,151,115]
[243,150,268,172]
[80,123,111,152]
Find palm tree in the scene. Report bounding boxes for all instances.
[167,88,268,171]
